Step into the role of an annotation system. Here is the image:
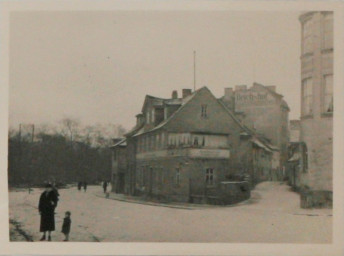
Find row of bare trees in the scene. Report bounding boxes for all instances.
[8,118,127,187]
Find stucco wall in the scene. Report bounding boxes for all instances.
[300,117,333,191]
[135,157,231,202]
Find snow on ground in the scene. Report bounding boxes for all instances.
[8,182,332,243]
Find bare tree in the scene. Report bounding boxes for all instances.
[59,118,80,144]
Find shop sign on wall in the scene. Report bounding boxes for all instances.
[235,91,275,105]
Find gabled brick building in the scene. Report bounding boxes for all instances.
[111,87,276,204]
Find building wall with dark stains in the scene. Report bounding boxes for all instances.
[135,156,232,202]
[299,11,333,208]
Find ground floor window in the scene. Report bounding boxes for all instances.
[206,168,214,185]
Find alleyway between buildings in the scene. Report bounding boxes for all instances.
[9,182,332,243]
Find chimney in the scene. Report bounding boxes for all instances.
[224,87,233,101]
[172,90,178,99]
[182,89,192,98]
[266,85,276,92]
[235,85,247,91]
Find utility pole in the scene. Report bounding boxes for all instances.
[193,50,196,91]
[18,123,21,141]
[31,124,35,143]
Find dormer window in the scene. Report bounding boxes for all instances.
[146,112,150,124]
[194,137,199,146]
[151,108,155,123]
[201,104,208,118]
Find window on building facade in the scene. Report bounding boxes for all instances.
[146,111,150,124]
[302,143,308,173]
[193,136,199,146]
[161,133,165,148]
[323,13,333,49]
[151,108,155,123]
[164,108,168,120]
[201,104,208,118]
[323,74,333,113]
[303,18,313,54]
[205,168,214,185]
[302,78,313,116]
[175,168,180,185]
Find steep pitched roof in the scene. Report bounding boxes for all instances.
[132,86,253,137]
[124,122,145,137]
[141,95,164,113]
[132,87,199,137]
[252,82,283,98]
[109,138,127,148]
[130,86,277,154]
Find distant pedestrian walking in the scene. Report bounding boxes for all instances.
[38,184,58,241]
[103,181,108,193]
[61,211,71,241]
[77,181,82,191]
[83,182,87,192]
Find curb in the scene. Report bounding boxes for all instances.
[93,193,252,210]
[93,193,196,210]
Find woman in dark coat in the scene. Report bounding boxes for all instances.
[38,184,58,241]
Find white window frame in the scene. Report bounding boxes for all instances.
[302,78,313,116]
[205,168,214,186]
[323,74,333,113]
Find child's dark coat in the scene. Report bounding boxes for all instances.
[61,216,71,234]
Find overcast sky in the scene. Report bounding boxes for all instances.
[9,11,301,131]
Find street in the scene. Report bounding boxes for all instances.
[9,182,332,243]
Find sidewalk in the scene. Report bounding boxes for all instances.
[93,191,252,210]
[93,183,333,216]
[94,191,199,209]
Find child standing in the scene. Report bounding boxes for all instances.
[61,211,71,241]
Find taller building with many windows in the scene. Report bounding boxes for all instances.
[299,11,333,208]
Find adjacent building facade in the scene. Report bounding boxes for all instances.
[298,11,333,208]
[220,83,290,176]
[111,87,276,204]
[286,120,303,189]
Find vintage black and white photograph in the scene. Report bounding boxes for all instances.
[2,1,343,254]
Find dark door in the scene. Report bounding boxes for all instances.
[118,173,125,193]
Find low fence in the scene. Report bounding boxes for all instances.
[190,181,251,205]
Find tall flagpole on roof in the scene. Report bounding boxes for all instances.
[193,50,196,91]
